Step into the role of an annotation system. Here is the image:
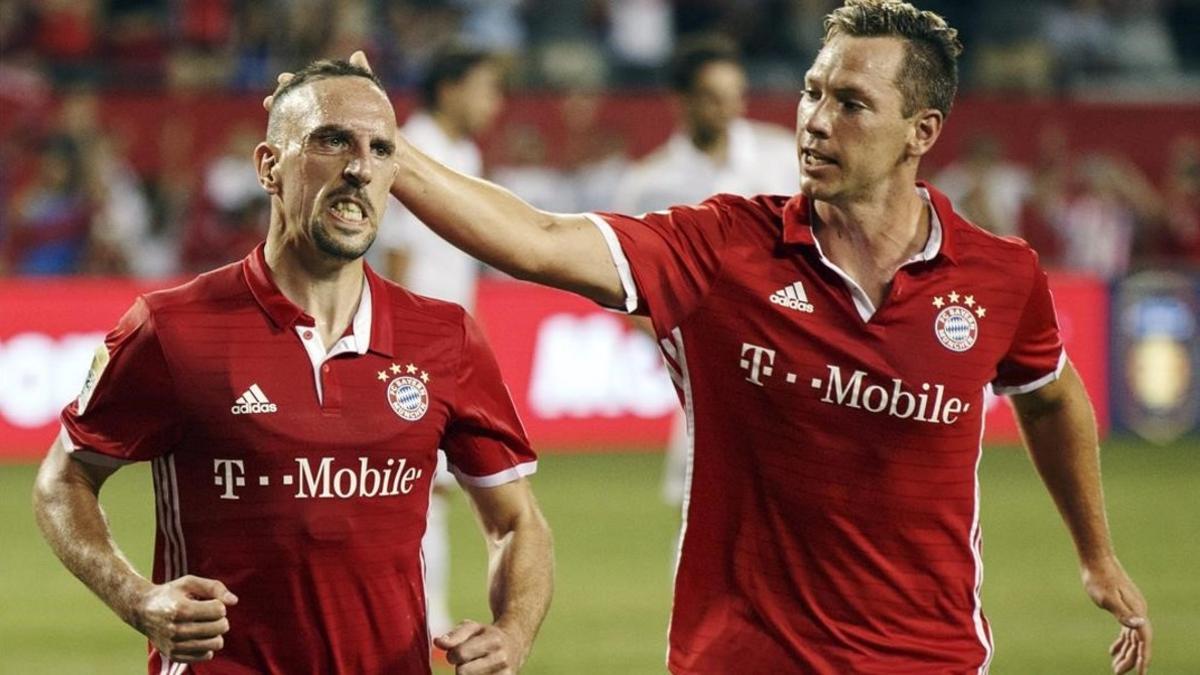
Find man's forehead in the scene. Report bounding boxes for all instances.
[279,77,396,136]
[806,36,905,88]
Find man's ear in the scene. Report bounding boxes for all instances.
[907,108,943,159]
[254,142,280,194]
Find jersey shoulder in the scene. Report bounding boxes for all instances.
[950,213,1040,270]
[140,259,253,316]
[702,192,791,226]
[372,272,470,332]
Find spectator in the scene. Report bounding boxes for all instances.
[491,124,577,212]
[3,142,91,274]
[1160,135,1200,265]
[934,133,1033,238]
[1054,154,1161,279]
[180,126,268,272]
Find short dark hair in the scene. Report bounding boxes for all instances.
[822,0,962,117]
[267,59,386,143]
[668,35,741,94]
[420,45,495,111]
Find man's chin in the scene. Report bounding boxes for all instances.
[313,227,375,262]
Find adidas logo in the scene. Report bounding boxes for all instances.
[231,384,278,415]
[769,281,814,313]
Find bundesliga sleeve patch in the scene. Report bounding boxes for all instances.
[378,362,431,421]
[932,290,987,352]
[76,344,111,415]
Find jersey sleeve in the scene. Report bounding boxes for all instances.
[586,195,735,332]
[442,313,537,487]
[59,298,182,465]
[991,253,1066,395]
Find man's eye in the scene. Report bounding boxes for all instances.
[802,89,820,100]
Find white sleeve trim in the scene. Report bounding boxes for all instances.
[451,460,538,488]
[992,350,1068,396]
[583,213,638,313]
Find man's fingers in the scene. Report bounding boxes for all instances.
[173,635,225,656]
[456,652,510,675]
[349,50,372,73]
[169,651,215,663]
[172,617,230,640]
[176,575,237,604]
[435,620,485,651]
[173,597,229,622]
[1112,636,1137,674]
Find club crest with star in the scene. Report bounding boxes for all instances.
[378,362,431,421]
[932,290,985,352]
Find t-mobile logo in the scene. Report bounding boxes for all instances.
[739,343,776,386]
[213,459,246,500]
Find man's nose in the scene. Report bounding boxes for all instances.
[343,149,373,187]
[803,99,832,138]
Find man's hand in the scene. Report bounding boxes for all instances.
[133,575,238,664]
[1084,560,1151,674]
[262,50,373,111]
[434,619,527,674]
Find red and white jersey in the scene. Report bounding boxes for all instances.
[587,183,1063,673]
[59,244,536,675]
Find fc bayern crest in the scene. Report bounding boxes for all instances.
[935,305,979,352]
[387,376,430,421]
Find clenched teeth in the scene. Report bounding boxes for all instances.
[331,201,364,222]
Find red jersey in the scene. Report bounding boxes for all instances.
[60,245,536,675]
[588,183,1063,674]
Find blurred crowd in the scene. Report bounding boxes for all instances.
[1,0,1197,92]
[0,0,1198,280]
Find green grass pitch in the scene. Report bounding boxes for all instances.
[2,438,1197,673]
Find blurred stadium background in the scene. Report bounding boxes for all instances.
[1,0,1198,672]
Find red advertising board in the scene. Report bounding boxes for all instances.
[0,275,1107,459]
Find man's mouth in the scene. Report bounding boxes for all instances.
[328,198,367,224]
[802,148,838,167]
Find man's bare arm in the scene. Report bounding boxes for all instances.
[389,142,625,307]
[1011,361,1151,675]
[263,51,628,309]
[435,478,553,673]
[32,439,237,663]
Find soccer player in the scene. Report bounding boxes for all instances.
[33,60,552,675]
[375,43,507,641]
[305,0,1152,670]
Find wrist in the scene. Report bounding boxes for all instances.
[117,576,156,632]
[493,617,532,660]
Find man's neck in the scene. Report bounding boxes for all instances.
[812,181,930,307]
[264,234,365,350]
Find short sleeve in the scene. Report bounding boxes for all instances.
[442,313,537,487]
[59,298,182,465]
[587,195,735,331]
[991,255,1066,395]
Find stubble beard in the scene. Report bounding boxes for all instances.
[311,217,375,261]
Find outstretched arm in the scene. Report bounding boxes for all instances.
[390,139,625,307]
[263,52,627,309]
[435,478,553,674]
[1010,362,1151,675]
[32,438,238,664]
